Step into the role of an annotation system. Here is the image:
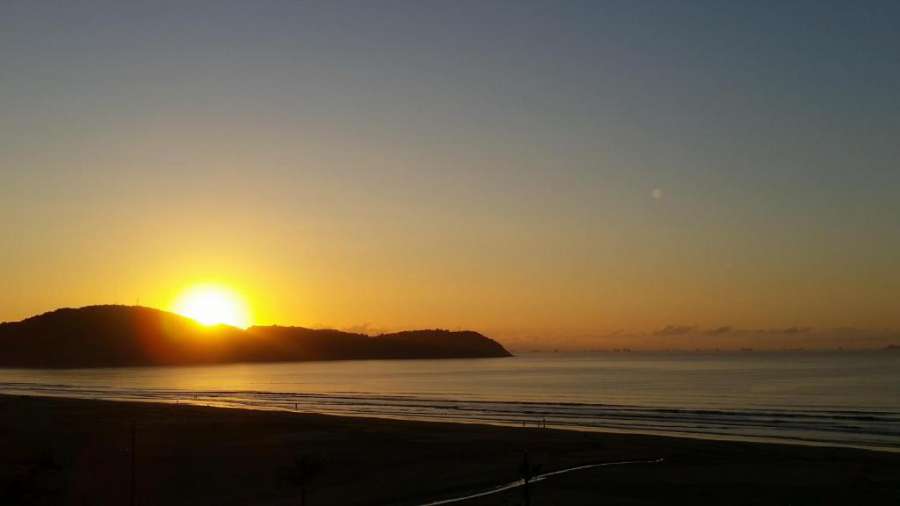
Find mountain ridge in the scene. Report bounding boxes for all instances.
[0,305,511,368]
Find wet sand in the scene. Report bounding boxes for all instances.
[1,394,898,505]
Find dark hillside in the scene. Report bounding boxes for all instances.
[0,306,511,368]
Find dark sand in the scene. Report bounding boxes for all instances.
[1,395,897,505]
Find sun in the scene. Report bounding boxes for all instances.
[172,284,251,328]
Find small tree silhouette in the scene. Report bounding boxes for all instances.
[286,454,324,506]
[518,452,541,506]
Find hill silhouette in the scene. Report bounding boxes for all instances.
[0,305,511,368]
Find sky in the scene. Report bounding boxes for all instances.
[2,1,899,349]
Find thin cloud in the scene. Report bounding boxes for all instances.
[653,325,696,336]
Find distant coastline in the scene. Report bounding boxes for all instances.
[0,305,511,368]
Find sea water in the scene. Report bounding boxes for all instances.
[1,351,898,451]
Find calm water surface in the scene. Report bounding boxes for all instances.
[1,351,898,451]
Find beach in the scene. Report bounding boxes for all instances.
[2,394,898,505]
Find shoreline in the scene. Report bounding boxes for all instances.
[2,394,899,505]
[4,388,897,455]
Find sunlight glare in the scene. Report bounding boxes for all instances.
[172,284,251,328]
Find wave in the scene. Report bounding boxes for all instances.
[418,458,665,505]
[2,380,898,452]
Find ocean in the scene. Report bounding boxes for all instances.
[1,351,898,452]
